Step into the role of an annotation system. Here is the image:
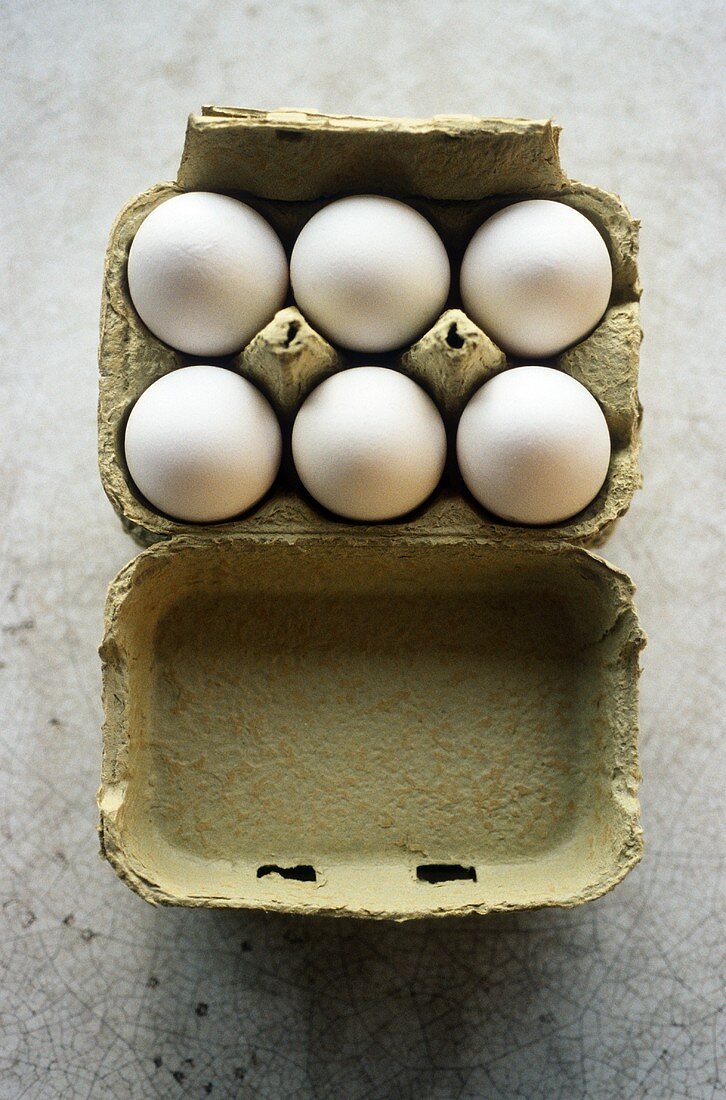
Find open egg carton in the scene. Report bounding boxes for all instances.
[98,108,645,919]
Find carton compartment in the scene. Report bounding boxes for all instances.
[99,536,644,919]
[99,112,641,549]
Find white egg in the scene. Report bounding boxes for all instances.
[460,199,613,358]
[456,366,611,525]
[292,367,447,522]
[124,365,282,522]
[127,192,288,356]
[290,196,450,352]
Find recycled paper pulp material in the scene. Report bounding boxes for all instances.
[99,535,644,918]
[98,109,645,918]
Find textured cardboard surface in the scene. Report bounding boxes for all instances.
[99,535,644,917]
[178,108,565,199]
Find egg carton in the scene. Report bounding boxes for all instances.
[98,109,645,918]
[99,110,641,547]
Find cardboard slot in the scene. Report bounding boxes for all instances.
[257,865,317,882]
[416,864,477,884]
[445,323,466,349]
[98,534,644,918]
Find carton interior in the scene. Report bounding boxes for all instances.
[99,535,644,917]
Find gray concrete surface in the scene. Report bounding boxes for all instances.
[2,1,724,1096]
